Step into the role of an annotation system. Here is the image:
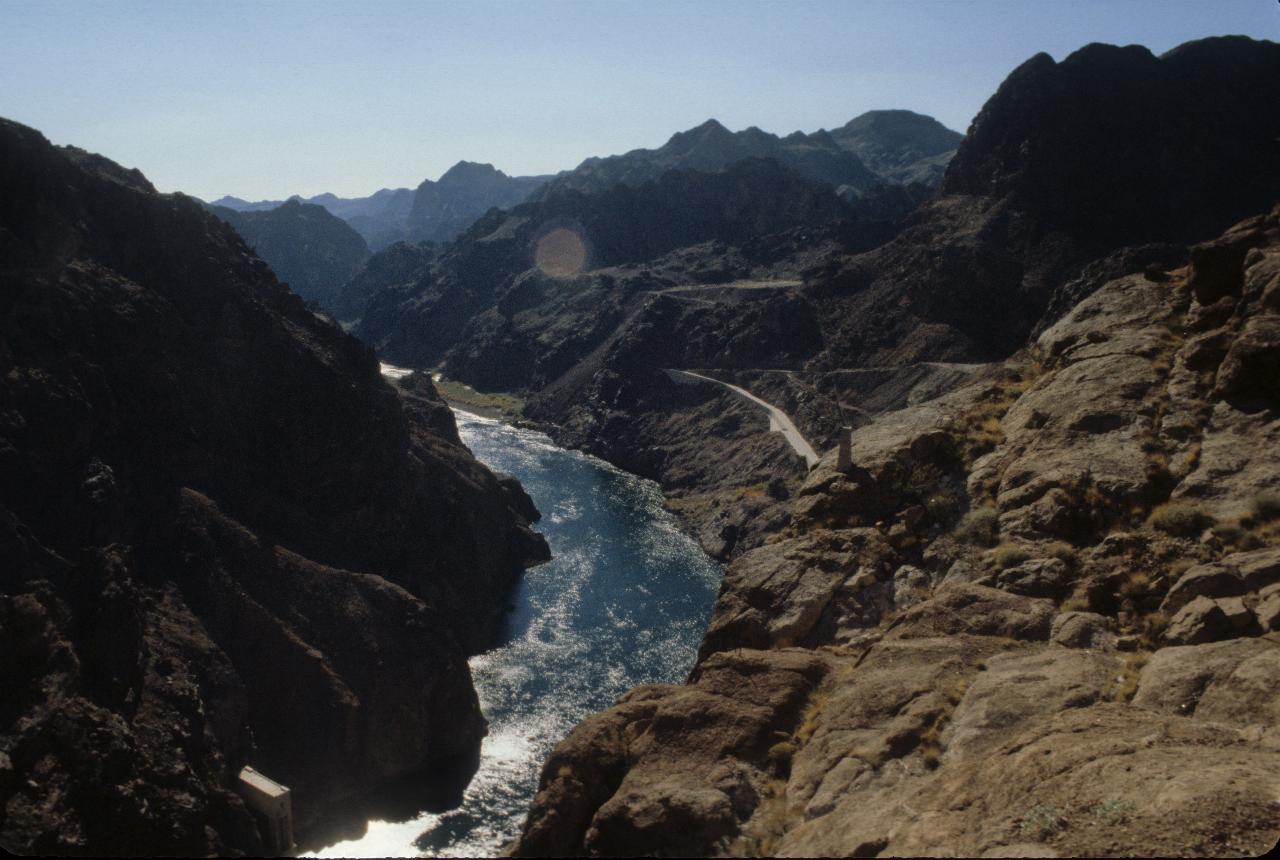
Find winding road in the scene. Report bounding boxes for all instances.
[665,369,820,468]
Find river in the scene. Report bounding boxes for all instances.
[303,408,722,857]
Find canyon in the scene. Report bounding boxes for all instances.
[2,29,1279,860]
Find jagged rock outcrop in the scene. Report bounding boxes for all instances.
[210,199,372,312]
[0,118,547,855]
[510,207,1280,857]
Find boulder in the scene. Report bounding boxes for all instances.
[1134,638,1280,729]
[1188,226,1265,304]
[1160,562,1246,614]
[1174,402,1280,522]
[944,648,1116,757]
[1254,582,1280,631]
[1050,611,1116,650]
[889,584,1054,642]
[698,529,894,657]
[1233,546,1280,590]
[893,564,933,609]
[1214,314,1280,402]
[1163,596,1235,646]
[998,557,1073,598]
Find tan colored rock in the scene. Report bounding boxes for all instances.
[1189,218,1267,304]
[944,648,1117,757]
[997,557,1072,598]
[1215,595,1254,629]
[1133,638,1280,732]
[697,529,894,657]
[1255,582,1280,631]
[1174,401,1280,521]
[1161,547,1280,616]
[1049,611,1115,650]
[1234,546,1280,590]
[1164,596,1236,645]
[893,564,932,609]
[778,705,1280,858]
[1214,313,1280,402]
[515,649,829,857]
[889,584,1054,642]
[1160,561,1246,614]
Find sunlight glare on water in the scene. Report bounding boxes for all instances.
[304,409,721,858]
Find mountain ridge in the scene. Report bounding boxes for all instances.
[0,117,547,855]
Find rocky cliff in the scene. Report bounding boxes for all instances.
[0,118,547,855]
[491,35,1280,858]
[511,203,1280,860]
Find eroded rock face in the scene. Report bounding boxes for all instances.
[512,207,1280,857]
[0,119,546,854]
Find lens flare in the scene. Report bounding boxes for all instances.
[533,227,587,278]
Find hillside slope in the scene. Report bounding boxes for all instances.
[513,202,1280,860]
[0,119,547,855]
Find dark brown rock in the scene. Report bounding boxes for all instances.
[0,118,546,855]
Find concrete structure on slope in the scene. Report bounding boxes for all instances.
[237,766,294,855]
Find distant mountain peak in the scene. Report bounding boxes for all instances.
[439,160,508,184]
[666,118,733,149]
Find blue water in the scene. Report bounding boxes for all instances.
[306,409,721,857]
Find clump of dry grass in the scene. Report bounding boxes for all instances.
[1250,490,1280,523]
[767,741,796,775]
[993,542,1032,569]
[1107,652,1150,702]
[1118,570,1152,600]
[955,507,999,546]
[1060,594,1091,612]
[1147,500,1214,537]
[1046,541,1079,566]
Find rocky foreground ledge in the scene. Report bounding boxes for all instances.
[512,209,1280,857]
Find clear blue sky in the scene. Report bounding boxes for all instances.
[1,0,1275,200]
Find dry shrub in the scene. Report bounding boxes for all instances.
[955,507,999,546]
[1147,501,1214,537]
[993,542,1032,569]
[1251,490,1280,523]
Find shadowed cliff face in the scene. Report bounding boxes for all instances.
[808,36,1280,369]
[944,38,1280,244]
[0,118,547,855]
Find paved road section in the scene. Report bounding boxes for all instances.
[666,369,820,468]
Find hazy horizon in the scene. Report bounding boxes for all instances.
[2,0,1276,201]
